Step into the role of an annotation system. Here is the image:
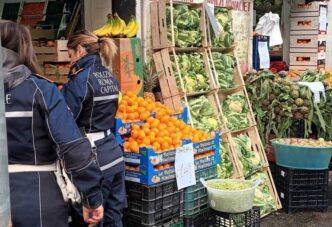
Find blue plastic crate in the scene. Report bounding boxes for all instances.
[124,133,220,166]
[125,151,220,185]
[114,107,189,144]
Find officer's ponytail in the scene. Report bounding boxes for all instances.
[67,30,117,68]
[0,20,42,74]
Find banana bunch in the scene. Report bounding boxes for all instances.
[93,14,139,38]
[93,19,113,37]
[122,15,139,38]
[111,13,126,36]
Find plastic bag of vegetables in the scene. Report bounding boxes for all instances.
[247,172,277,217]
[222,94,249,131]
[172,53,210,93]
[188,95,220,133]
[211,52,235,89]
[233,135,263,178]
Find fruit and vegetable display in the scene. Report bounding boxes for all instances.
[187,95,221,133]
[212,8,234,48]
[246,70,332,146]
[299,69,330,83]
[166,5,202,48]
[246,70,310,145]
[116,92,179,122]
[248,172,277,217]
[234,135,263,178]
[222,94,249,131]
[217,142,234,179]
[211,52,236,89]
[274,138,332,147]
[93,13,139,38]
[172,53,210,93]
[208,180,251,190]
[123,111,214,153]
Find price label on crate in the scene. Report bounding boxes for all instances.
[175,143,196,190]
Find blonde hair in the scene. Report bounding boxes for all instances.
[67,30,117,68]
[0,20,41,74]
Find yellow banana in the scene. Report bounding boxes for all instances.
[126,21,139,38]
[123,15,136,35]
[111,15,121,36]
[93,21,110,36]
[98,20,113,37]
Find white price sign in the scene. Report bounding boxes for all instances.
[204,1,222,37]
[175,143,196,190]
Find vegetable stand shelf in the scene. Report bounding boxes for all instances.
[150,0,208,50]
[150,0,281,217]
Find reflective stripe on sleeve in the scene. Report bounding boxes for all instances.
[93,94,119,102]
[5,111,33,118]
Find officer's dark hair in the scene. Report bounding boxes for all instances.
[0,20,41,74]
[67,30,117,68]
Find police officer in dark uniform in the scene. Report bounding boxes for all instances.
[61,30,126,227]
[1,21,104,227]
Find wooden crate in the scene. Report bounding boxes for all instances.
[262,167,283,211]
[171,48,218,94]
[44,75,68,84]
[291,1,327,13]
[231,126,269,169]
[34,40,70,65]
[290,17,320,31]
[289,52,325,66]
[289,65,323,71]
[185,91,225,132]
[150,0,208,50]
[220,132,243,179]
[218,87,257,134]
[208,49,245,91]
[153,49,182,110]
[290,34,325,49]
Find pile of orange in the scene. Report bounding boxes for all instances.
[116,91,180,122]
[153,163,174,171]
[123,113,214,153]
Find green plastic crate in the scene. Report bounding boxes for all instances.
[184,166,217,216]
[184,188,207,201]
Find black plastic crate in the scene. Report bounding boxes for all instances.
[269,162,276,181]
[277,185,328,213]
[124,203,183,226]
[183,211,210,227]
[128,191,183,213]
[126,180,179,200]
[209,207,260,227]
[124,216,183,227]
[275,165,329,188]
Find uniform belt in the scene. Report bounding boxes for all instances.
[8,162,57,173]
[86,129,112,144]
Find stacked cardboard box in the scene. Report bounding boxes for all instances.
[289,1,328,71]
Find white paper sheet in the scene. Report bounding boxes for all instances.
[258,41,270,69]
[175,143,196,190]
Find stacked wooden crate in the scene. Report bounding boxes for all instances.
[289,1,328,71]
[150,0,282,218]
[33,40,70,83]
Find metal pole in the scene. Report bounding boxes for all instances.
[0,45,11,226]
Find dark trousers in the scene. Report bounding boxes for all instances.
[69,169,127,227]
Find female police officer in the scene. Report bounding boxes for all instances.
[1,20,104,226]
[61,31,126,227]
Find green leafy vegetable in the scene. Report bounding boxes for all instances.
[222,94,249,131]
[211,52,235,89]
[208,180,251,190]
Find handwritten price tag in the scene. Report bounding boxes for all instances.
[175,143,196,190]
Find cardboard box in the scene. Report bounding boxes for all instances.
[290,17,320,31]
[112,38,143,96]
